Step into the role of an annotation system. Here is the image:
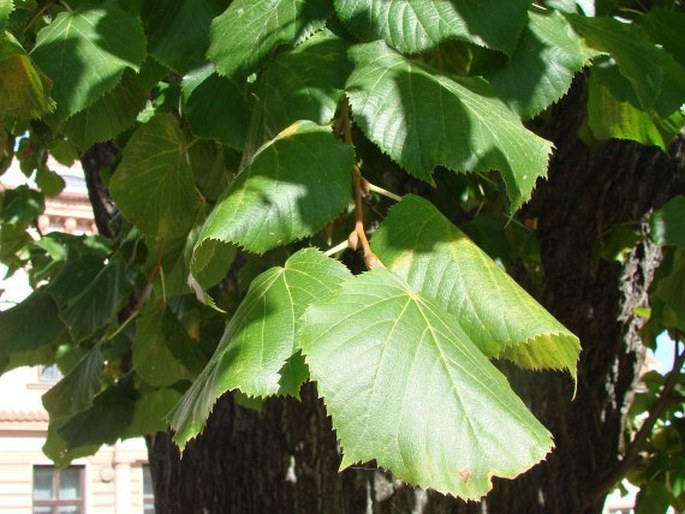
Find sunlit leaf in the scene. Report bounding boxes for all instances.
[171,249,350,448]
[346,41,553,210]
[334,0,530,55]
[371,195,580,378]
[301,267,553,499]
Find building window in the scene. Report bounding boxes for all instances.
[33,465,85,514]
[142,465,155,514]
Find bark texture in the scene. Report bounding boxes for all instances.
[145,84,685,513]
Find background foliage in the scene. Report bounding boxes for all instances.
[0,0,683,509]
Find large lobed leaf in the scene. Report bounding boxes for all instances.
[334,0,530,55]
[371,195,580,378]
[193,120,353,257]
[31,3,146,123]
[208,0,332,78]
[301,267,553,499]
[171,249,350,449]
[346,41,554,210]
[109,113,202,240]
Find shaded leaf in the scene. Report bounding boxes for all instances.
[0,0,12,33]
[145,0,220,73]
[194,120,353,255]
[301,267,553,499]
[346,42,553,210]
[171,249,350,448]
[123,386,184,438]
[133,300,206,387]
[334,0,530,55]
[371,195,580,378]
[651,196,685,248]
[0,292,65,357]
[208,0,331,78]
[183,68,251,149]
[637,6,685,69]
[487,9,590,119]
[242,29,351,160]
[109,113,202,239]
[31,3,146,123]
[61,70,148,149]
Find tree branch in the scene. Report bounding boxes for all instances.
[80,142,120,238]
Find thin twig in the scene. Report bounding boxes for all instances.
[324,239,350,257]
[366,181,402,202]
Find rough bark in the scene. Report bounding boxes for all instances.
[143,83,685,513]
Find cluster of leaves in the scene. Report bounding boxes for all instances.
[0,0,683,502]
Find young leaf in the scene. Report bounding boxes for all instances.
[194,121,353,255]
[487,9,590,119]
[301,267,553,499]
[31,4,146,123]
[334,0,530,55]
[171,249,350,449]
[651,196,685,249]
[109,113,202,239]
[371,195,580,379]
[208,0,332,78]
[346,42,553,210]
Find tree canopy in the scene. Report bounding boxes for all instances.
[0,0,683,510]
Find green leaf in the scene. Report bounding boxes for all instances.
[208,0,332,78]
[301,267,553,499]
[0,292,65,357]
[133,300,206,387]
[346,42,553,210]
[0,35,55,119]
[652,249,685,332]
[31,3,146,123]
[170,248,350,448]
[145,0,220,73]
[487,9,589,119]
[568,14,685,117]
[637,6,685,69]
[651,196,685,249]
[0,0,12,33]
[123,386,184,438]
[183,69,251,149]
[587,72,683,151]
[334,0,530,55]
[35,166,66,197]
[635,481,671,514]
[61,70,148,149]
[109,113,202,239]
[242,30,352,160]
[194,120,353,255]
[371,195,580,378]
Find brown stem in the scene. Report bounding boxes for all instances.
[584,340,685,507]
[335,99,382,270]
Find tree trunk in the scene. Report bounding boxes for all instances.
[146,83,685,513]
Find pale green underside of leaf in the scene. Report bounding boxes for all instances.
[208,0,331,78]
[371,195,580,379]
[568,14,685,118]
[488,9,589,119]
[109,113,202,239]
[61,70,148,149]
[241,30,351,162]
[587,74,684,151]
[170,248,350,449]
[651,196,685,249]
[31,5,146,123]
[301,267,553,499]
[346,42,553,211]
[334,0,530,55]
[195,120,353,255]
[146,0,219,73]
